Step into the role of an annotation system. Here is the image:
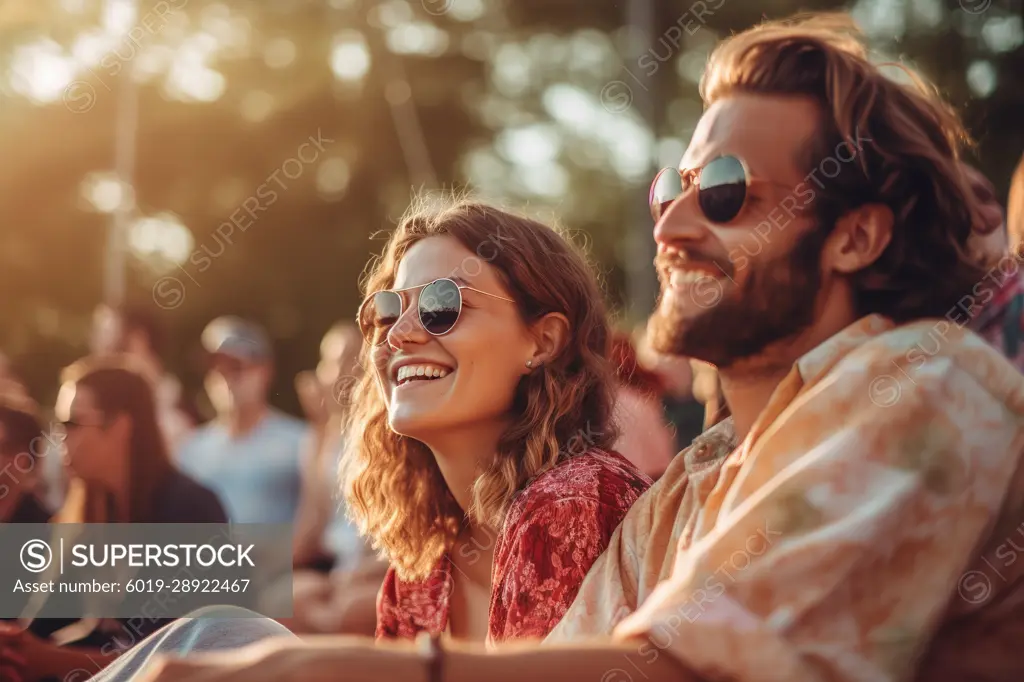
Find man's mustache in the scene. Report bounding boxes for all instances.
[654,251,735,280]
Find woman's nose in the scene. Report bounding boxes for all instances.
[385,304,430,350]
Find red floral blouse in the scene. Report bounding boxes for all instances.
[375,448,652,643]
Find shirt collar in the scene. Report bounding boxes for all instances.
[683,314,897,470]
[794,314,895,386]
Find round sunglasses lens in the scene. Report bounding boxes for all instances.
[650,168,683,221]
[419,279,461,335]
[698,156,747,223]
[365,290,402,345]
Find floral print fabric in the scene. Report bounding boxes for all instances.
[376,448,651,645]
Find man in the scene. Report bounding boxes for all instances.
[176,316,308,525]
[101,13,1024,682]
[91,303,197,451]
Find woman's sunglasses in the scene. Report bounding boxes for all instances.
[358,277,515,347]
[650,155,764,225]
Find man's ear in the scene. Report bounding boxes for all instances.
[823,203,894,275]
[525,313,571,370]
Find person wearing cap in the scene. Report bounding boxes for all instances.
[175,316,308,526]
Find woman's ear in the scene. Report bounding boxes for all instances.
[526,312,571,369]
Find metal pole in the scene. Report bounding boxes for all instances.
[384,54,438,190]
[624,0,659,326]
[105,5,139,307]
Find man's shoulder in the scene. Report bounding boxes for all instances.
[262,410,310,440]
[832,319,1024,406]
[175,421,221,461]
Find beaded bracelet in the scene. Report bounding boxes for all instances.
[416,631,444,682]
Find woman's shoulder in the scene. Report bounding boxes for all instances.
[377,558,450,639]
[505,448,652,528]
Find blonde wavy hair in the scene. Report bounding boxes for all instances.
[341,198,618,580]
[702,12,988,322]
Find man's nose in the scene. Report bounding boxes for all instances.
[653,188,708,248]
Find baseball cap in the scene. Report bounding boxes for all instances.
[201,316,273,363]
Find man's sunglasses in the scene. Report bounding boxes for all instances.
[358,277,515,347]
[650,155,781,225]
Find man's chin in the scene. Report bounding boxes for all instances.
[647,308,699,358]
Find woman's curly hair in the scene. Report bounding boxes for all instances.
[340,197,618,581]
[702,12,988,323]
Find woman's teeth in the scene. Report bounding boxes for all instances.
[396,364,450,384]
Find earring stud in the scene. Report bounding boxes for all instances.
[526,360,533,368]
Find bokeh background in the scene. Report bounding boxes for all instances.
[1,0,1022,417]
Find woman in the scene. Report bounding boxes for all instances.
[608,332,676,479]
[0,356,227,682]
[287,322,386,635]
[345,198,651,644]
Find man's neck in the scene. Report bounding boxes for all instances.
[718,366,791,442]
[222,405,270,439]
[421,418,511,518]
[719,311,861,442]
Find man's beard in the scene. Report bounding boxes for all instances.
[648,226,828,369]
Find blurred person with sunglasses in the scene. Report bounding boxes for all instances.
[58,13,1024,682]
[286,322,387,635]
[175,317,308,526]
[0,357,226,682]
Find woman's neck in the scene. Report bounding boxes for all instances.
[424,418,510,517]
